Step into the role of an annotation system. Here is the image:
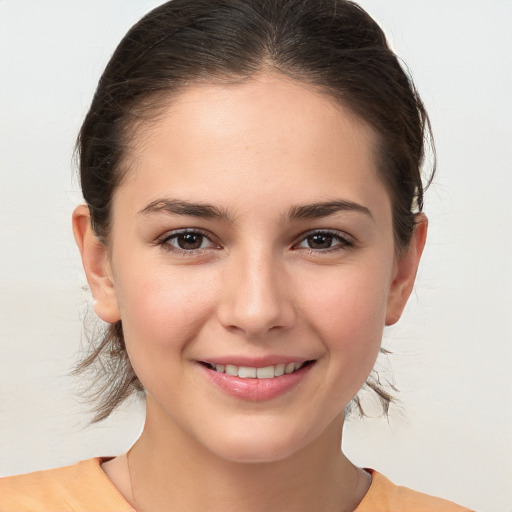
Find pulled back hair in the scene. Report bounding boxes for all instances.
[75,0,435,422]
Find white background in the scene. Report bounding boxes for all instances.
[0,1,510,511]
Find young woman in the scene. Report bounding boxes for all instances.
[0,1,474,510]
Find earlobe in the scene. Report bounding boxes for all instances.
[72,204,121,323]
[385,214,428,326]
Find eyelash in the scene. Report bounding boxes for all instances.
[156,228,219,256]
[155,228,355,255]
[293,229,355,254]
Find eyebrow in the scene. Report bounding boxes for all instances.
[138,198,234,222]
[287,200,373,221]
[138,198,372,223]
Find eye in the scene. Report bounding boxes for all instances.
[295,230,354,252]
[159,229,218,252]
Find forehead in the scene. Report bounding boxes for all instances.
[116,73,390,220]
[131,73,377,158]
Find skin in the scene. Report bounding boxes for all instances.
[73,73,427,512]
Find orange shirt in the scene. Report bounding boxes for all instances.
[0,458,473,511]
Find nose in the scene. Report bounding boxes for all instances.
[217,249,296,338]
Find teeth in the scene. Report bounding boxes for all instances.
[274,363,285,377]
[285,362,295,374]
[208,361,307,379]
[225,364,238,376]
[256,366,275,379]
[238,366,257,378]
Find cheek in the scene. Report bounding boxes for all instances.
[299,258,392,367]
[113,260,218,373]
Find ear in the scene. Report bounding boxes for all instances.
[385,214,428,325]
[72,204,121,323]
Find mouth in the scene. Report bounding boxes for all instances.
[199,360,315,379]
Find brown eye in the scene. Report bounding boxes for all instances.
[163,230,216,251]
[306,233,334,249]
[295,230,353,252]
[176,233,204,250]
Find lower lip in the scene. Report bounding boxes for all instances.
[199,363,314,401]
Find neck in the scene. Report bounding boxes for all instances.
[126,401,369,512]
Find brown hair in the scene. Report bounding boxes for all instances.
[75,0,434,422]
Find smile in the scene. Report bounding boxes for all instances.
[199,359,316,401]
[202,361,311,379]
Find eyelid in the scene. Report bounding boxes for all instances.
[153,227,355,255]
[156,228,221,253]
[292,229,355,251]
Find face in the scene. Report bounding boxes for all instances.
[76,74,425,463]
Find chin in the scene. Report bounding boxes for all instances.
[213,440,300,464]
[198,420,320,465]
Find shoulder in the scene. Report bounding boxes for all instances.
[0,458,133,512]
[355,470,475,512]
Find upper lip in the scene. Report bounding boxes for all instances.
[198,356,315,367]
